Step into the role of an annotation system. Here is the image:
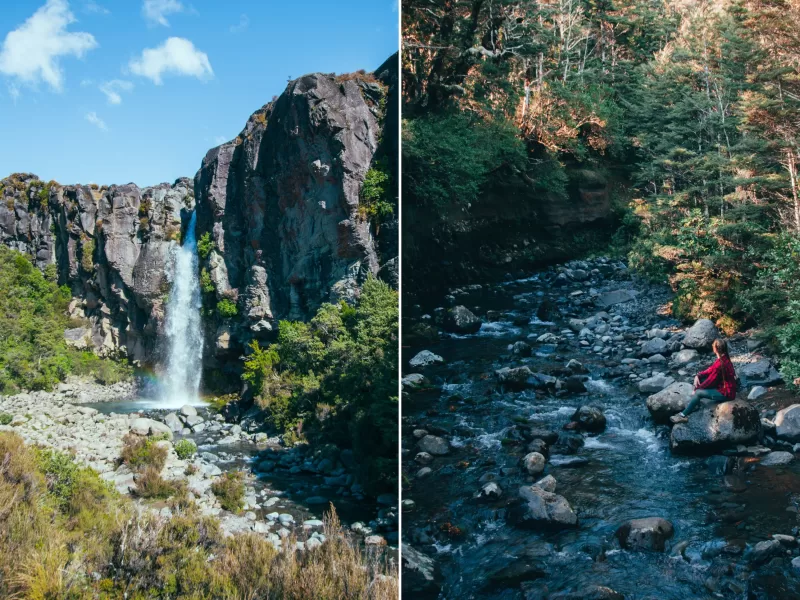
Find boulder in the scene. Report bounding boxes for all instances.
[521,452,546,475]
[639,337,668,357]
[682,319,719,350]
[748,385,767,400]
[443,305,482,335]
[775,404,800,442]
[402,544,441,598]
[533,475,557,492]
[418,435,449,456]
[163,413,183,432]
[508,485,578,529]
[571,406,606,433]
[759,451,794,466]
[747,539,786,565]
[130,418,173,440]
[495,366,547,390]
[646,382,694,424]
[512,341,532,357]
[738,359,783,387]
[180,405,198,417]
[670,400,761,454]
[474,481,503,502]
[408,350,443,368]
[615,517,674,551]
[638,373,675,394]
[672,348,699,365]
[401,373,428,390]
[595,290,636,309]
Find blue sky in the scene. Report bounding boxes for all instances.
[0,0,398,186]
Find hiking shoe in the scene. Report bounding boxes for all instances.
[670,414,689,424]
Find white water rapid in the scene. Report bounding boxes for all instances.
[162,211,204,407]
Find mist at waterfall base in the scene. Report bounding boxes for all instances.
[160,211,205,408]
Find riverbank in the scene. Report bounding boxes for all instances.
[0,382,398,549]
[402,256,800,599]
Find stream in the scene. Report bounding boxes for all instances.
[402,260,800,599]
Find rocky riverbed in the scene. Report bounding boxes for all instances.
[0,380,397,551]
[402,257,800,600]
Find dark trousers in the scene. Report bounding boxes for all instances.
[682,389,727,416]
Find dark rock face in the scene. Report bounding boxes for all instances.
[0,61,397,376]
[194,69,396,362]
[670,400,761,454]
[1,173,193,364]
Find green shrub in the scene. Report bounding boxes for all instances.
[360,157,394,221]
[136,466,182,499]
[0,245,130,394]
[0,413,11,425]
[200,267,215,294]
[211,471,245,513]
[197,232,215,260]
[80,236,95,272]
[217,298,238,318]
[242,276,398,494]
[120,434,168,472]
[174,439,197,460]
[0,431,397,599]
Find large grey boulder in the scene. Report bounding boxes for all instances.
[508,485,578,529]
[775,404,800,442]
[639,337,668,357]
[671,348,699,365]
[670,400,761,454]
[130,418,174,440]
[682,319,719,350]
[646,382,694,424]
[615,517,674,551]
[638,373,675,394]
[738,359,783,387]
[443,305,482,335]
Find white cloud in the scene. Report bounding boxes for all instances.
[214,135,227,145]
[0,0,98,92]
[229,14,249,33]
[142,0,183,27]
[84,1,109,15]
[129,37,212,85]
[99,79,133,104]
[85,111,107,131]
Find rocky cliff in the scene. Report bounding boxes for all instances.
[195,58,397,369]
[0,56,397,379]
[403,164,618,301]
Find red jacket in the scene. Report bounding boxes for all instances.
[696,355,737,399]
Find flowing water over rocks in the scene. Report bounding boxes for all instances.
[402,258,800,599]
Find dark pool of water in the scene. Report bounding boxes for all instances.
[403,274,800,599]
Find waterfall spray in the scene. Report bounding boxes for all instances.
[163,211,204,407]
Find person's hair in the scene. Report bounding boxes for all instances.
[713,338,729,356]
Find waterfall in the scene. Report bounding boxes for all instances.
[162,211,204,407]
